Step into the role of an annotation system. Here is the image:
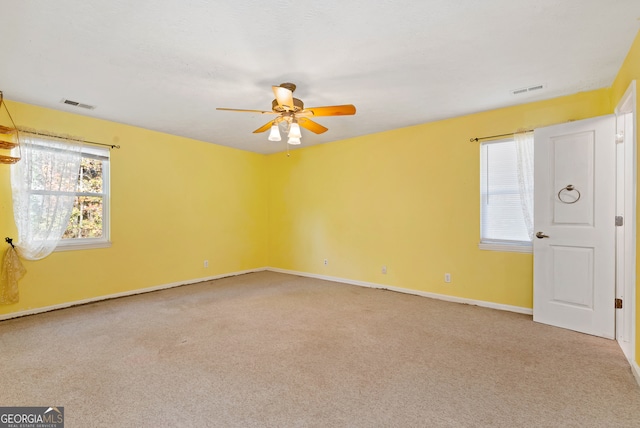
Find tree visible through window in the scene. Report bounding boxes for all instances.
[57,145,110,249]
[64,155,106,239]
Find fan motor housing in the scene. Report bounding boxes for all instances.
[272,98,304,113]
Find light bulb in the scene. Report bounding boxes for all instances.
[288,122,302,139]
[268,123,281,141]
[287,137,301,145]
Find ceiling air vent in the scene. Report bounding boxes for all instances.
[61,99,96,110]
[511,84,545,96]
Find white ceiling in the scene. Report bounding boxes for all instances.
[1,1,639,154]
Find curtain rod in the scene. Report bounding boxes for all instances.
[470,129,533,143]
[18,129,120,149]
[0,91,119,149]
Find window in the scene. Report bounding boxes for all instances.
[480,138,532,253]
[57,146,110,250]
[12,135,111,259]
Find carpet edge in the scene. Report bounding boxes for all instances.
[266,267,533,315]
[632,360,640,387]
[0,267,269,321]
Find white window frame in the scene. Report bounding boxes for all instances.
[479,138,532,254]
[55,145,111,252]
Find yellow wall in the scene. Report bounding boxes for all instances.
[611,29,640,366]
[267,90,611,309]
[0,100,268,316]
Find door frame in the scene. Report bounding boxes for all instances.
[614,80,637,364]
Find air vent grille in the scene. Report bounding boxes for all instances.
[511,84,545,96]
[61,99,96,110]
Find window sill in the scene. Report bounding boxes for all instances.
[478,241,532,254]
[55,240,112,252]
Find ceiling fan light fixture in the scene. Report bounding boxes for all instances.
[216,83,356,147]
[268,123,281,141]
[288,121,302,139]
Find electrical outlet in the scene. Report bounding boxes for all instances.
[444,273,451,283]
[382,265,387,274]
[324,259,328,266]
[204,260,209,268]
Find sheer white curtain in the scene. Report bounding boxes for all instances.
[514,131,534,240]
[11,133,82,260]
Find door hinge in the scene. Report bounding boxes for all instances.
[615,216,624,226]
[615,298,623,309]
[616,131,624,143]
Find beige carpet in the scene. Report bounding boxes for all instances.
[1,271,639,427]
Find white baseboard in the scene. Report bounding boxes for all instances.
[267,267,533,315]
[267,269,640,384]
[3,266,532,322]
[5,266,636,385]
[0,267,268,321]
[631,360,640,387]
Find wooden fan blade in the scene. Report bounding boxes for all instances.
[253,120,275,134]
[272,86,295,111]
[298,117,328,134]
[303,104,356,117]
[217,108,276,114]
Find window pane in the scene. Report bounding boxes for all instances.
[64,196,103,239]
[79,158,103,193]
[480,140,531,243]
[29,149,80,192]
[28,194,76,241]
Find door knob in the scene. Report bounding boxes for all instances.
[535,232,549,239]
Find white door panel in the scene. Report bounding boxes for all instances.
[533,115,616,339]
[550,245,593,307]
[551,132,594,225]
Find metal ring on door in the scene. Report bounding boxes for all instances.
[557,184,581,204]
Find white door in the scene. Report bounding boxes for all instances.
[533,115,616,339]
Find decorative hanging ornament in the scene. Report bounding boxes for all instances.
[0,91,21,164]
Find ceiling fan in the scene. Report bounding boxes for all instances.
[216,83,356,145]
